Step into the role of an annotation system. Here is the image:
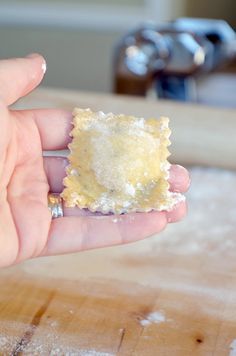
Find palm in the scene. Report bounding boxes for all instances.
[1,109,51,265]
[0,55,189,267]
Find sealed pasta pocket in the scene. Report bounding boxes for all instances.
[61,108,184,214]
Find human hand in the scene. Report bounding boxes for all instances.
[0,54,190,267]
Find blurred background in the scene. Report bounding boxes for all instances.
[0,0,236,106]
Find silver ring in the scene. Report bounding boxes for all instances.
[48,193,64,219]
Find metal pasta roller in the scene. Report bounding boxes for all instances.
[113,18,236,102]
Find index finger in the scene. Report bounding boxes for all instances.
[15,108,72,150]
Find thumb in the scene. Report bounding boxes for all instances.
[0,53,46,106]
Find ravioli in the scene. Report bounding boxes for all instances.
[61,108,183,214]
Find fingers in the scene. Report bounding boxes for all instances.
[64,207,96,217]
[43,156,189,226]
[42,159,187,256]
[169,165,190,193]
[166,200,187,223]
[16,109,72,150]
[43,156,68,193]
[167,164,189,223]
[0,54,46,105]
[41,211,167,256]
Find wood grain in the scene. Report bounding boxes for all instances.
[1,89,235,355]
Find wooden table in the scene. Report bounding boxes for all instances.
[1,89,236,355]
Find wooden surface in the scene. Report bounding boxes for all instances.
[1,89,236,355]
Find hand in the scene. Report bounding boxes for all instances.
[0,54,190,267]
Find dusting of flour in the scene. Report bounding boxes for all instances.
[156,167,236,255]
[0,321,114,355]
[140,311,166,326]
[230,339,236,356]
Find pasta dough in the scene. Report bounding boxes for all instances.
[61,108,183,214]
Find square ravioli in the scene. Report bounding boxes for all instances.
[61,108,183,214]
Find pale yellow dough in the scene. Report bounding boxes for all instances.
[61,108,183,214]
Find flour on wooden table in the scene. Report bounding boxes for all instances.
[140,311,166,326]
[75,350,114,356]
[0,320,114,355]
[230,339,236,356]
[154,167,236,255]
[229,339,236,356]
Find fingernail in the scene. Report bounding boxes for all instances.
[170,164,191,192]
[26,53,40,59]
[42,60,47,74]
[26,53,47,74]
